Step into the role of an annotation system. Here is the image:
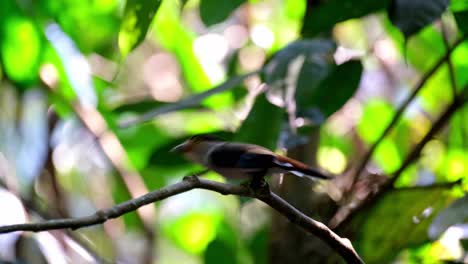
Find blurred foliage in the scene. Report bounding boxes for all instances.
[345,185,458,263]
[389,0,449,38]
[119,0,162,56]
[0,0,467,263]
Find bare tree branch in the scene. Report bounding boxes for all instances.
[387,89,468,187]
[349,35,467,189]
[0,175,364,264]
[118,70,262,128]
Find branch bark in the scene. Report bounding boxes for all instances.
[0,175,364,264]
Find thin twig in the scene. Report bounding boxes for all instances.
[440,19,458,97]
[118,70,262,128]
[387,92,468,187]
[0,175,364,264]
[349,35,467,190]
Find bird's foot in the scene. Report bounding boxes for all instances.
[243,178,270,197]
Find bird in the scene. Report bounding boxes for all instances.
[171,134,331,183]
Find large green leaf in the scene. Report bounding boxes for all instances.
[344,185,457,263]
[264,39,335,123]
[264,39,362,124]
[199,0,245,26]
[301,0,390,38]
[296,60,363,119]
[388,0,449,38]
[264,39,336,89]
[119,0,162,56]
[234,94,283,149]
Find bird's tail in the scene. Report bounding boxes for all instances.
[273,156,332,180]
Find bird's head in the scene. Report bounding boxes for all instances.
[171,134,222,155]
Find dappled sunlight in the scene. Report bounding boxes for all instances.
[318,147,347,174]
[143,53,183,102]
[250,24,275,49]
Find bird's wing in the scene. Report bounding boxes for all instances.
[274,155,331,180]
[209,143,274,170]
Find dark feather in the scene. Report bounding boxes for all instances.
[236,153,275,169]
[209,145,275,169]
[274,155,331,180]
[209,145,249,168]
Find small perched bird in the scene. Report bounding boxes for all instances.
[171,134,331,182]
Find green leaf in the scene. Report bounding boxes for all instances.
[264,39,335,124]
[296,60,363,119]
[265,39,336,85]
[301,0,390,38]
[451,0,468,12]
[346,185,456,263]
[199,0,245,26]
[388,0,449,38]
[234,94,283,149]
[454,10,468,34]
[119,0,162,56]
[264,40,362,124]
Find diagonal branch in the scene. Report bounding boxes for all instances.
[0,175,364,264]
[118,70,262,128]
[349,35,467,189]
[334,87,468,230]
[440,18,458,97]
[388,88,468,187]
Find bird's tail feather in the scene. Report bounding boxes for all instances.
[273,156,331,180]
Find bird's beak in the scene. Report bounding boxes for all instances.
[171,141,189,153]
